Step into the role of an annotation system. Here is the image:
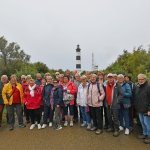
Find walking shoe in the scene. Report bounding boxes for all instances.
[125,128,130,135]
[38,124,41,129]
[119,126,124,131]
[95,129,103,134]
[107,128,113,132]
[87,124,91,130]
[49,122,53,127]
[9,126,14,131]
[113,131,120,137]
[90,126,97,131]
[56,125,62,130]
[70,121,74,127]
[64,121,68,127]
[19,124,26,128]
[138,134,147,139]
[42,124,47,129]
[30,124,35,130]
[81,122,86,127]
[144,137,150,144]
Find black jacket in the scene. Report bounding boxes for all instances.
[134,82,150,113]
[0,81,4,105]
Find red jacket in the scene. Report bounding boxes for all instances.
[62,81,77,105]
[24,85,42,109]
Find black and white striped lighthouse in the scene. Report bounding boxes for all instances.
[76,45,81,71]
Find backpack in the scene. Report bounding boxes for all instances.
[87,82,101,95]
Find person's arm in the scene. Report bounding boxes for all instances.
[2,84,9,105]
[117,84,124,103]
[99,85,105,101]
[147,85,150,116]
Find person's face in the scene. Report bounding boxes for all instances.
[65,71,70,76]
[59,76,64,82]
[125,77,130,82]
[138,76,146,85]
[1,77,7,84]
[118,77,124,84]
[41,80,46,85]
[64,77,69,83]
[99,75,104,80]
[75,75,80,81]
[81,79,86,85]
[91,76,96,83]
[53,81,58,87]
[36,75,42,80]
[29,80,35,86]
[46,78,52,84]
[10,78,17,85]
[108,77,114,83]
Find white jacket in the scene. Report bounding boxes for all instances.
[77,83,88,106]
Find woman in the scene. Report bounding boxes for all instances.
[50,79,64,130]
[77,75,91,130]
[62,75,77,127]
[24,79,42,130]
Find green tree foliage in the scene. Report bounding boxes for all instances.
[0,36,30,75]
[105,46,150,81]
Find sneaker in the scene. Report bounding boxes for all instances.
[42,124,47,129]
[113,131,120,137]
[81,122,86,127]
[87,124,91,130]
[38,124,41,129]
[119,126,124,131]
[35,121,38,125]
[95,129,103,134]
[107,128,113,132]
[56,125,62,130]
[49,122,52,127]
[138,134,147,139]
[64,121,68,127]
[144,137,150,144]
[30,124,35,130]
[90,126,97,131]
[125,128,130,135]
[70,121,73,127]
[19,124,26,128]
[9,126,14,131]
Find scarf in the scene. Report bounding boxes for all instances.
[29,84,36,97]
[50,87,56,110]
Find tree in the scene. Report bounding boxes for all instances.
[0,36,30,75]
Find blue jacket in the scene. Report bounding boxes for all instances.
[42,83,54,106]
[121,82,132,105]
[53,85,64,106]
[35,79,41,86]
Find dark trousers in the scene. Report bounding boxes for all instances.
[0,104,4,126]
[43,105,54,124]
[6,104,23,127]
[24,104,30,122]
[107,107,120,131]
[103,105,109,128]
[90,106,103,130]
[28,108,41,124]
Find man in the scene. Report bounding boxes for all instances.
[35,73,42,86]
[134,74,150,144]
[2,75,25,130]
[105,73,123,137]
[0,75,8,127]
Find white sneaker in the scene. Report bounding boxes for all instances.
[42,124,47,129]
[49,122,52,127]
[70,121,73,127]
[30,124,35,130]
[38,124,41,129]
[87,124,91,130]
[125,128,130,135]
[81,121,86,127]
[56,125,62,130]
[119,126,124,131]
[64,121,68,127]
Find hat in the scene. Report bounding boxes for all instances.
[107,73,114,77]
[55,72,60,75]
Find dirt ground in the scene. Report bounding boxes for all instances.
[0,122,150,150]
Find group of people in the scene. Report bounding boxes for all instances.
[0,70,150,144]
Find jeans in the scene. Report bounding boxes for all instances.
[54,106,61,126]
[28,108,41,124]
[80,106,91,124]
[139,113,150,137]
[107,106,120,131]
[43,105,54,124]
[119,104,130,129]
[90,106,103,129]
[6,104,23,127]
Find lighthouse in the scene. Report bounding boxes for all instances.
[76,45,81,71]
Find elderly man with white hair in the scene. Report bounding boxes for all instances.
[134,74,150,144]
[0,75,8,127]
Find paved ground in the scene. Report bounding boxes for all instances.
[0,123,150,150]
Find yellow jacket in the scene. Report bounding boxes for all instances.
[2,82,23,105]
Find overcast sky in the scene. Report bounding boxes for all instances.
[0,0,150,71]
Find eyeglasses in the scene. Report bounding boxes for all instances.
[138,78,145,80]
